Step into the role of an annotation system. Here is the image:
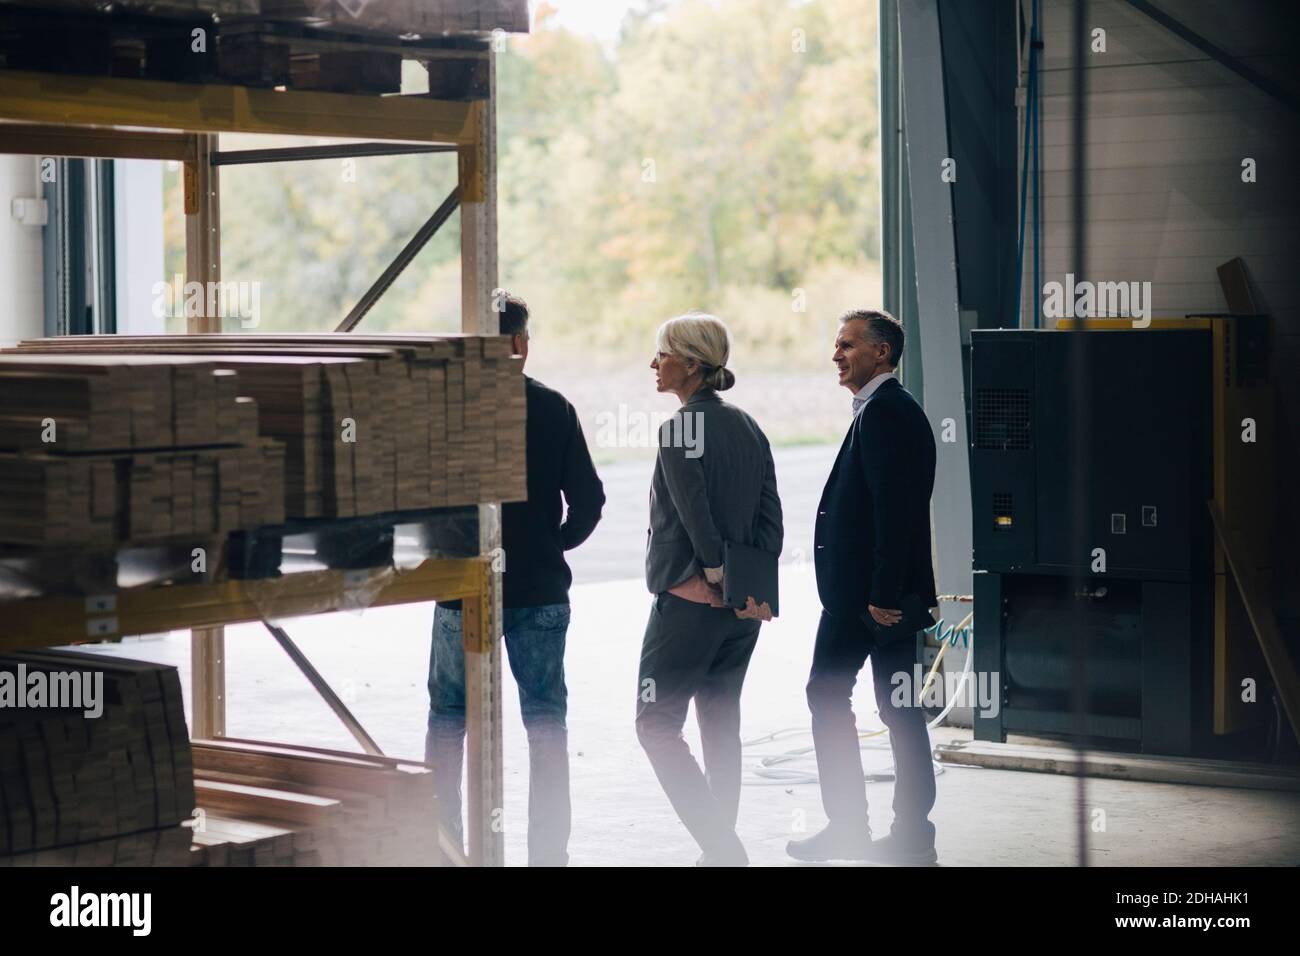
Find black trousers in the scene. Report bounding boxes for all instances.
[806,609,936,845]
[636,592,761,858]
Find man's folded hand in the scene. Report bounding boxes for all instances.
[868,604,902,627]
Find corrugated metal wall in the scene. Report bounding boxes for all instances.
[1021,0,1300,620]
[1025,0,1296,319]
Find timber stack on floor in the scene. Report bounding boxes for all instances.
[6,335,527,529]
[0,650,448,866]
[188,738,446,867]
[0,650,195,865]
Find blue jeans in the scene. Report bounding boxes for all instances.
[425,602,571,866]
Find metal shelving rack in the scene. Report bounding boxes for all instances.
[0,11,508,866]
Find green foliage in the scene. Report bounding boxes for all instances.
[180,0,881,365]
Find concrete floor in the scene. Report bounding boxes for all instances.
[82,563,1300,867]
[70,446,1300,866]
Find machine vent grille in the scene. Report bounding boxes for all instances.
[975,388,1031,450]
[993,493,1015,531]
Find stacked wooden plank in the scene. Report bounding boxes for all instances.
[189,813,322,867]
[190,738,445,866]
[260,0,531,35]
[0,0,261,17]
[0,443,284,548]
[0,651,194,860]
[0,655,448,866]
[0,354,245,452]
[11,335,528,525]
[0,353,285,547]
[0,825,193,867]
[484,337,527,504]
[0,0,530,34]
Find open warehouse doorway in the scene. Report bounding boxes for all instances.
[0,0,1297,878]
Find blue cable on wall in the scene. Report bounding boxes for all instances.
[1012,0,1041,329]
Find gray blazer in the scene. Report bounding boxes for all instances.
[645,388,783,594]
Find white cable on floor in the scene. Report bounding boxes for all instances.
[742,615,977,786]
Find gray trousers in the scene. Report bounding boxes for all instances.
[635,592,761,859]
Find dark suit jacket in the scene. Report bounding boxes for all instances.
[646,388,783,594]
[814,376,937,635]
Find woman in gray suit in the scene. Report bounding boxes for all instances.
[636,311,783,866]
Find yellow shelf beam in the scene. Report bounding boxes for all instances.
[0,558,489,654]
[1051,317,1213,331]
[0,122,197,161]
[0,70,478,145]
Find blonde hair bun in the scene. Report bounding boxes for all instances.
[655,312,736,390]
[706,366,736,391]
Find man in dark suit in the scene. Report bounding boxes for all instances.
[787,308,939,865]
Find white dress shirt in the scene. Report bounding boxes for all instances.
[851,369,898,415]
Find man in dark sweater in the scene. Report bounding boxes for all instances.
[425,293,605,866]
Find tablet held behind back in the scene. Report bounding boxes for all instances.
[722,540,779,617]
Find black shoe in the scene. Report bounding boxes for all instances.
[785,824,873,862]
[860,832,938,866]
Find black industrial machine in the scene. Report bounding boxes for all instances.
[970,324,1272,758]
